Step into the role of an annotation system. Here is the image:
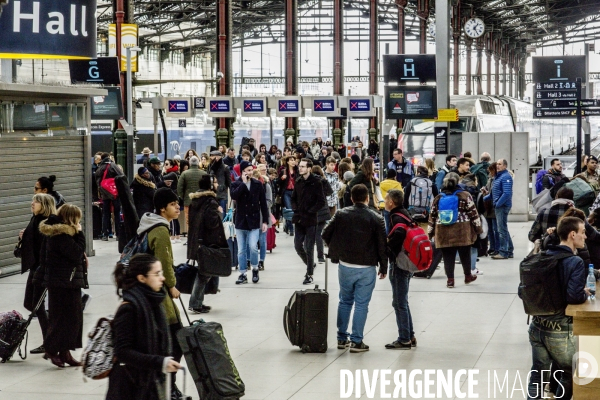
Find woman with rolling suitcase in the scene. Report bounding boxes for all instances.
[107,254,182,400]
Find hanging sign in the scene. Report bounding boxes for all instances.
[108,23,138,72]
[0,0,97,59]
[206,97,235,118]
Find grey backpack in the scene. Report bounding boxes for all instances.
[408,177,433,220]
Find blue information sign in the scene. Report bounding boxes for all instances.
[209,100,231,113]
[167,100,189,113]
[313,99,335,112]
[278,99,300,112]
[243,100,265,113]
[349,99,371,112]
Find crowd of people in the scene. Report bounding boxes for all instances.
[16,136,600,400]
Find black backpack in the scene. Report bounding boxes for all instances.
[518,251,572,316]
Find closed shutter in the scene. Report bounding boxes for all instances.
[0,136,91,276]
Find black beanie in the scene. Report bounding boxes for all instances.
[198,174,213,191]
[153,187,178,212]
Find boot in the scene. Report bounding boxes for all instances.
[47,352,65,368]
[60,350,82,367]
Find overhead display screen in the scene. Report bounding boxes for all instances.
[91,87,123,120]
[385,87,437,120]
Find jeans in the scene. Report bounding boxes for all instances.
[102,198,121,237]
[315,221,326,259]
[189,274,209,309]
[486,217,499,252]
[389,267,414,343]
[283,190,294,234]
[294,223,317,276]
[259,229,267,262]
[236,228,260,272]
[337,264,377,343]
[527,318,575,400]
[495,206,514,257]
[441,246,472,278]
[383,209,391,234]
[218,198,227,219]
[471,247,478,271]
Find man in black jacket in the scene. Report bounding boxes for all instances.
[384,189,416,350]
[292,158,326,285]
[527,216,590,400]
[322,184,387,353]
[209,150,231,215]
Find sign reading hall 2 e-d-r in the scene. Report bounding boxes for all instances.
[0,0,97,59]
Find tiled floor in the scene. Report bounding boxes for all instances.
[0,222,535,399]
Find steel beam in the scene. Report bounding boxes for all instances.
[333,0,344,135]
[396,0,408,131]
[435,0,450,166]
[369,0,378,132]
[285,0,298,142]
[216,0,233,146]
[452,2,460,95]
[465,37,472,95]
[417,0,429,54]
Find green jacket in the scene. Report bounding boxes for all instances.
[148,224,181,326]
[178,165,207,206]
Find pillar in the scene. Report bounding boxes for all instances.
[486,34,492,95]
[216,0,233,148]
[465,38,472,95]
[417,0,429,55]
[452,3,460,95]
[285,0,299,145]
[368,0,378,138]
[396,0,408,134]
[475,38,484,95]
[332,0,344,146]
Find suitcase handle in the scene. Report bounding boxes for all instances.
[166,365,190,400]
[283,306,290,340]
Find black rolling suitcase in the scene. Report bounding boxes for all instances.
[0,289,47,362]
[176,299,245,399]
[283,258,329,353]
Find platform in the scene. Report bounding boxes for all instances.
[0,222,535,400]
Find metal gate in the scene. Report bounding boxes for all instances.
[0,135,92,276]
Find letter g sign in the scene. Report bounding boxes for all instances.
[89,64,100,79]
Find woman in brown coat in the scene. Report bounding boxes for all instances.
[428,172,482,288]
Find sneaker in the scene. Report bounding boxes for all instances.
[350,341,369,353]
[465,274,478,284]
[235,274,248,285]
[101,236,108,241]
[385,340,411,350]
[108,234,114,239]
[302,275,313,285]
[337,339,350,349]
[508,254,514,259]
[492,254,508,260]
[290,231,294,237]
[488,250,499,256]
[411,336,417,347]
[81,293,92,312]
[472,268,483,275]
[189,305,211,314]
[252,269,259,283]
[30,345,45,354]
[446,278,455,288]
[258,261,265,271]
[318,257,325,263]
[183,242,187,246]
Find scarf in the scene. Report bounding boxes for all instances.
[551,198,574,208]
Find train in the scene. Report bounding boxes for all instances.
[399,95,590,166]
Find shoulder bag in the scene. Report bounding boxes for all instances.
[100,166,118,200]
[13,238,22,258]
[196,244,232,277]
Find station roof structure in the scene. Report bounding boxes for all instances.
[96,1,600,56]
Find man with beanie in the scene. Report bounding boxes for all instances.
[230,160,269,284]
[178,156,206,239]
[147,157,171,188]
[292,158,327,285]
[130,166,156,218]
[322,184,387,352]
[137,187,184,399]
[209,150,231,214]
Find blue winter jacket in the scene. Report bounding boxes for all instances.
[542,245,588,322]
[485,168,513,208]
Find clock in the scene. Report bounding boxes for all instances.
[464,17,485,38]
[428,21,436,38]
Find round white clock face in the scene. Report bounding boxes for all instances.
[428,22,436,38]
[464,17,485,38]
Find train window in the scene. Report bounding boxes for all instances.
[480,101,496,114]
[449,118,470,132]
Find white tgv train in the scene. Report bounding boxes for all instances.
[399,95,582,166]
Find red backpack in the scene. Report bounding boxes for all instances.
[388,213,433,271]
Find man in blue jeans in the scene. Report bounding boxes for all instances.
[322,184,387,353]
[230,161,269,285]
[383,189,417,350]
[484,159,514,259]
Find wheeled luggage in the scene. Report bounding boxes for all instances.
[0,288,47,362]
[266,225,276,252]
[165,365,192,400]
[177,299,245,399]
[92,203,102,239]
[283,258,328,353]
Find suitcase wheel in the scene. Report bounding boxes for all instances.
[301,345,310,353]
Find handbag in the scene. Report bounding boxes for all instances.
[222,208,235,240]
[531,188,553,213]
[196,244,232,277]
[13,238,22,258]
[275,195,282,205]
[175,260,198,294]
[100,166,118,200]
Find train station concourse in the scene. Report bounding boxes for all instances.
[1,223,541,400]
[2,0,600,400]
